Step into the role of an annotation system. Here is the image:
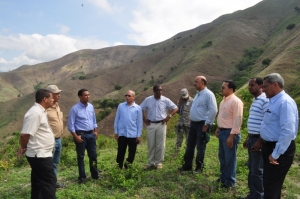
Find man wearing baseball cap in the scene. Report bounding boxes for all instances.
[174,88,193,153]
[46,85,65,188]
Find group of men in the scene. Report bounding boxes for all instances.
[17,72,298,199]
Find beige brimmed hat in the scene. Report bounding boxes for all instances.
[46,85,63,93]
[180,88,189,98]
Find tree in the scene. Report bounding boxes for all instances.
[286,24,296,30]
[262,58,272,66]
[114,84,122,90]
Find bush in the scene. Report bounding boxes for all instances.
[286,24,296,30]
[78,76,86,80]
[262,58,272,66]
[202,41,212,48]
[114,85,122,90]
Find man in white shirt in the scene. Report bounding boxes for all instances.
[17,89,56,199]
[140,85,178,170]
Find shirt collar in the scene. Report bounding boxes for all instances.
[255,92,266,100]
[223,93,235,101]
[34,102,46,112]
[269,90,285,104]
[78,101,88,107]
[126,102,136,107]
[197,87,207,94]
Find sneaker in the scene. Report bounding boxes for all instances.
[78,178,85,184]
[178,166,192,171]
[193,168,202,174]
[156,165,163,169]
[56,182,65,189]
[143,165,154,170]
[240,194,253,199]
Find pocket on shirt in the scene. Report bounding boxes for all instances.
[130,110,138,121]
[263,112,275,124]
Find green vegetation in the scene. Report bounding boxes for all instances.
[1,92,300,198]
[33,82,43,91]
[114,84,122,90]
[286,23,296,30]
[202,41,212,48]
[294,6,300,13]
[93,98,123,122]
[78,75,86,80]
[262,58,272,66]
[232,46,264,88]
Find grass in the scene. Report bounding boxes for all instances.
[1,126,300,199]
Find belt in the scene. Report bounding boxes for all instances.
[262,139,277,144]
[55,137,61,139]
[191,120,205,124]
[219,127,231,131]
[149,120,163,123]
[76,130,93,135]
[248,134,260,138]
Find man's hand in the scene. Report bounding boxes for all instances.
[73,133,83,143]
[143,118,150,126]
[226,134,235,148]
[94,131,98,139]
[243,139,248,149]
[17,147,26,157]
[269,154,279,165]
[251,138,263,152]
[215,128,219,138]
[136,137,141,144]
[202,124,209,133]
[162,116,171,124]
[114,134,119,140]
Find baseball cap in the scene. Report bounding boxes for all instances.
[180,88,189,98]
[46,85,63,93]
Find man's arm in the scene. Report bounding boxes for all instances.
[67,107,83,143]
[203,93,218,132]
[17,134,30,156]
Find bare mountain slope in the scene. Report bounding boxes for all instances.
[1,0,300,137]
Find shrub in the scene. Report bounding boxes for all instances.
[262,58,272,66]
[78,76,86,80]
[286,24,296,30]
[202,41,212,48]
[114,85,122,90]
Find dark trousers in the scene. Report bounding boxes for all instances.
[75,132,99,180]
[182,121,206,170]
[26,156,56,199]
[262,140,295,199]
[116,136,138,169]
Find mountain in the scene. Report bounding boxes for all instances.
[1,0,300,137]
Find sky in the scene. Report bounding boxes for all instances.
[0,0,262,72]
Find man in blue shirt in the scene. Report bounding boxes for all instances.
[178,76,218,173]
[241,77,269,199]
[260,73,298,199]
[141,85,178,170]
[67,88,99,184]
[114,90,143,169]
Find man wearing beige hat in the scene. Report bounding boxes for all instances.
[46,85,65,188]
[175,88,193,153]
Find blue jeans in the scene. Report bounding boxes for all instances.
[52,138,62,177]
[183,121,206,170]
[74,132,98,180]
[247,136,264,199]
[218,129,241,187]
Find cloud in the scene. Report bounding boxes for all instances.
[57,24,70,34]
[113,42,124,46]
[0,33,109,71]
[128,0,262,45]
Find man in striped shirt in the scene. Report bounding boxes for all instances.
[241,77,269,199]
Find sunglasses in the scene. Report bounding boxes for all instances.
[125,95,132,97]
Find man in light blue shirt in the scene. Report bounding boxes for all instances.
[68,88,99,184]
[141,85,178,170]
[260,73,298,199]
[114,90,143,169]
[242,77,269,199]
[178,76,217,173]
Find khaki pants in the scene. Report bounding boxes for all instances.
[146,123,167,166]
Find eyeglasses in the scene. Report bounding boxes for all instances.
[125,95,132,97]
[221,87,226,90]
[155,89,163,91]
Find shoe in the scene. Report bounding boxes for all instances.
[156,165,163,169]
[178,166,192,171]
[78,178,85,184]
[56,182,65,189]
[193,168,202,174]
[240,194,253,199]
[92,175,101,180]
[143,165,154,170]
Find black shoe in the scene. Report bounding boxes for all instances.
[56,182,66,189]
[178,166,192,171]
[78,178,85,184]
[193,168,202,174]
[92,175,101,180]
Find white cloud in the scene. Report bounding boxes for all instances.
[57,24,70,34]
[87,0,113,13]
[0,33,109,71]
[128,0,262,45]
[113,42,124,46]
